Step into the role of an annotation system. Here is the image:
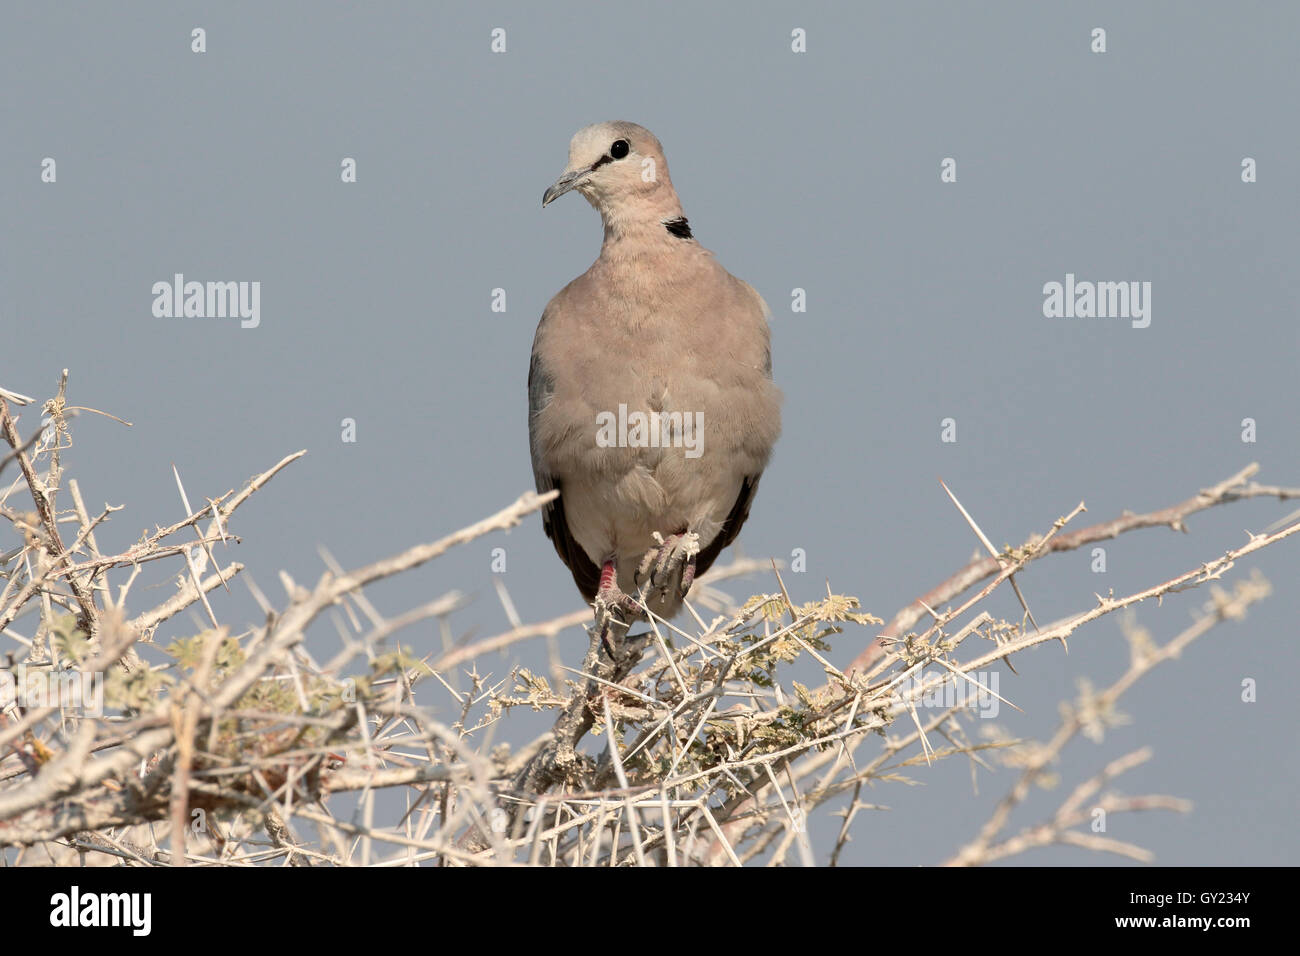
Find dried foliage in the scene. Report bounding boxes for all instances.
[1,373,1297,866]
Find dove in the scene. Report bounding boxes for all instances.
[529,122,781,641]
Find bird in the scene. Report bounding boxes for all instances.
[528,121,781,642]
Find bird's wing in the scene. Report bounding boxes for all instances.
[528,328,601,601]
[694,473,762,581]
[694,276,776,581]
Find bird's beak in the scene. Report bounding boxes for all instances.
[542,167,589,207]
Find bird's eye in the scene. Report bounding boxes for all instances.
[610,139,630,159]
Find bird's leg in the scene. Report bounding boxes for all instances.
[638,531,702,600]
[595,560,642,616]
[593,559,642,658]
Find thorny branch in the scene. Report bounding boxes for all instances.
[1,374,1296,866]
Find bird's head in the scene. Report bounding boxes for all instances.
[542,122,685,233]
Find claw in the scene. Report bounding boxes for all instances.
[635,531,701,602]
[677,550,697,599]
[595,588,642,621]
[595,613,621,659]
[593,559,642,657]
